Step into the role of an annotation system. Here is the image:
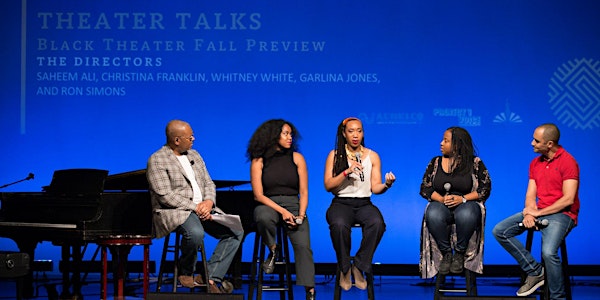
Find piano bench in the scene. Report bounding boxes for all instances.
[32,260,53,274]
[97,234,152,300]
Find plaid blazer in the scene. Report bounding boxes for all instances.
[146,145,217,238]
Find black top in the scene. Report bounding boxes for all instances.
[432,157,473,197]
[262,150,299,196]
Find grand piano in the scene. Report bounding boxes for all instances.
[0,168,255,298]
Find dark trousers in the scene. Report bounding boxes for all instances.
[254,195,315,287]
[326,197,386,274]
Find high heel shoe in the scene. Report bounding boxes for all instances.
[352,265,367,290]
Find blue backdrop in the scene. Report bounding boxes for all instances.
[1,0,599,273]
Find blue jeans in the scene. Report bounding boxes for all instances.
[178,212,243,282]
[492,212,575,300]
[425,201,481,253]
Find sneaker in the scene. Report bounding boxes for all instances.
[178,275,199,288]
[339,269,352,291]
[439,252,452,275]
[220,280,234,293]
[208,282,223,294]
[262,245,279,274]
[352,265,367,290]
[450,252,465,274]
[517,268,545,297]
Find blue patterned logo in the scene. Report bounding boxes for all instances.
[549,58,600,130]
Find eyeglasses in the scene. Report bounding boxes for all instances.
[177,135,195,142]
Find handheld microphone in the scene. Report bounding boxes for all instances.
[26,173,35,180]
[355,152,364,182]
[295,217,303,225]
[518,219,549,228]
[443,182,451,195]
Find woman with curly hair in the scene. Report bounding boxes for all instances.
[246,119,315,300]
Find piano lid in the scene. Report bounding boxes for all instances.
[43,168,108,195]
[103,169,249,191]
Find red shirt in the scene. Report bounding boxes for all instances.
[529,146,580,223]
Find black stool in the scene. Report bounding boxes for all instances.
[523,229,572,300]
[334,224,375,300]
[248,225,293,300]
[431,220,481,300]
[434,269,477,300]
[156,231,210,293]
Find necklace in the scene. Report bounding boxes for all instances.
[345,144,364,161]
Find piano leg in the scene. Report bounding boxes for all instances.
[60,244,84,299]
[14,239,38,299]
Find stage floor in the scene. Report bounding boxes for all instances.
[1,274,599,299]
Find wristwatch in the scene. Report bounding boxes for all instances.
[462,196,467,203]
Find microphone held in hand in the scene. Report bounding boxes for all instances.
[443,182,451,195]
[355,152,364,182]
[518,219,549,228]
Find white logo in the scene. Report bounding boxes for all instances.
[493,101,522,124]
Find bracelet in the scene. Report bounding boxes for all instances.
[384,182,391,188]
[342,170,347,177]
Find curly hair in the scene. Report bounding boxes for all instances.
[246,119,301,161]
[447,126,478,175]
[332,117,365,176]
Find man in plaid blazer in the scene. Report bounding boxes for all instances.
[147,119,243,292]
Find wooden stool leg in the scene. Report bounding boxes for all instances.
[143,244,149,300]
[101,246,107,300]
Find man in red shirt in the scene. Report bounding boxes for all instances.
[493,123,579,300]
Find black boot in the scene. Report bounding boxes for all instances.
[450,251,465,274]
[262,245,279,274]
[439,252,452,275]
